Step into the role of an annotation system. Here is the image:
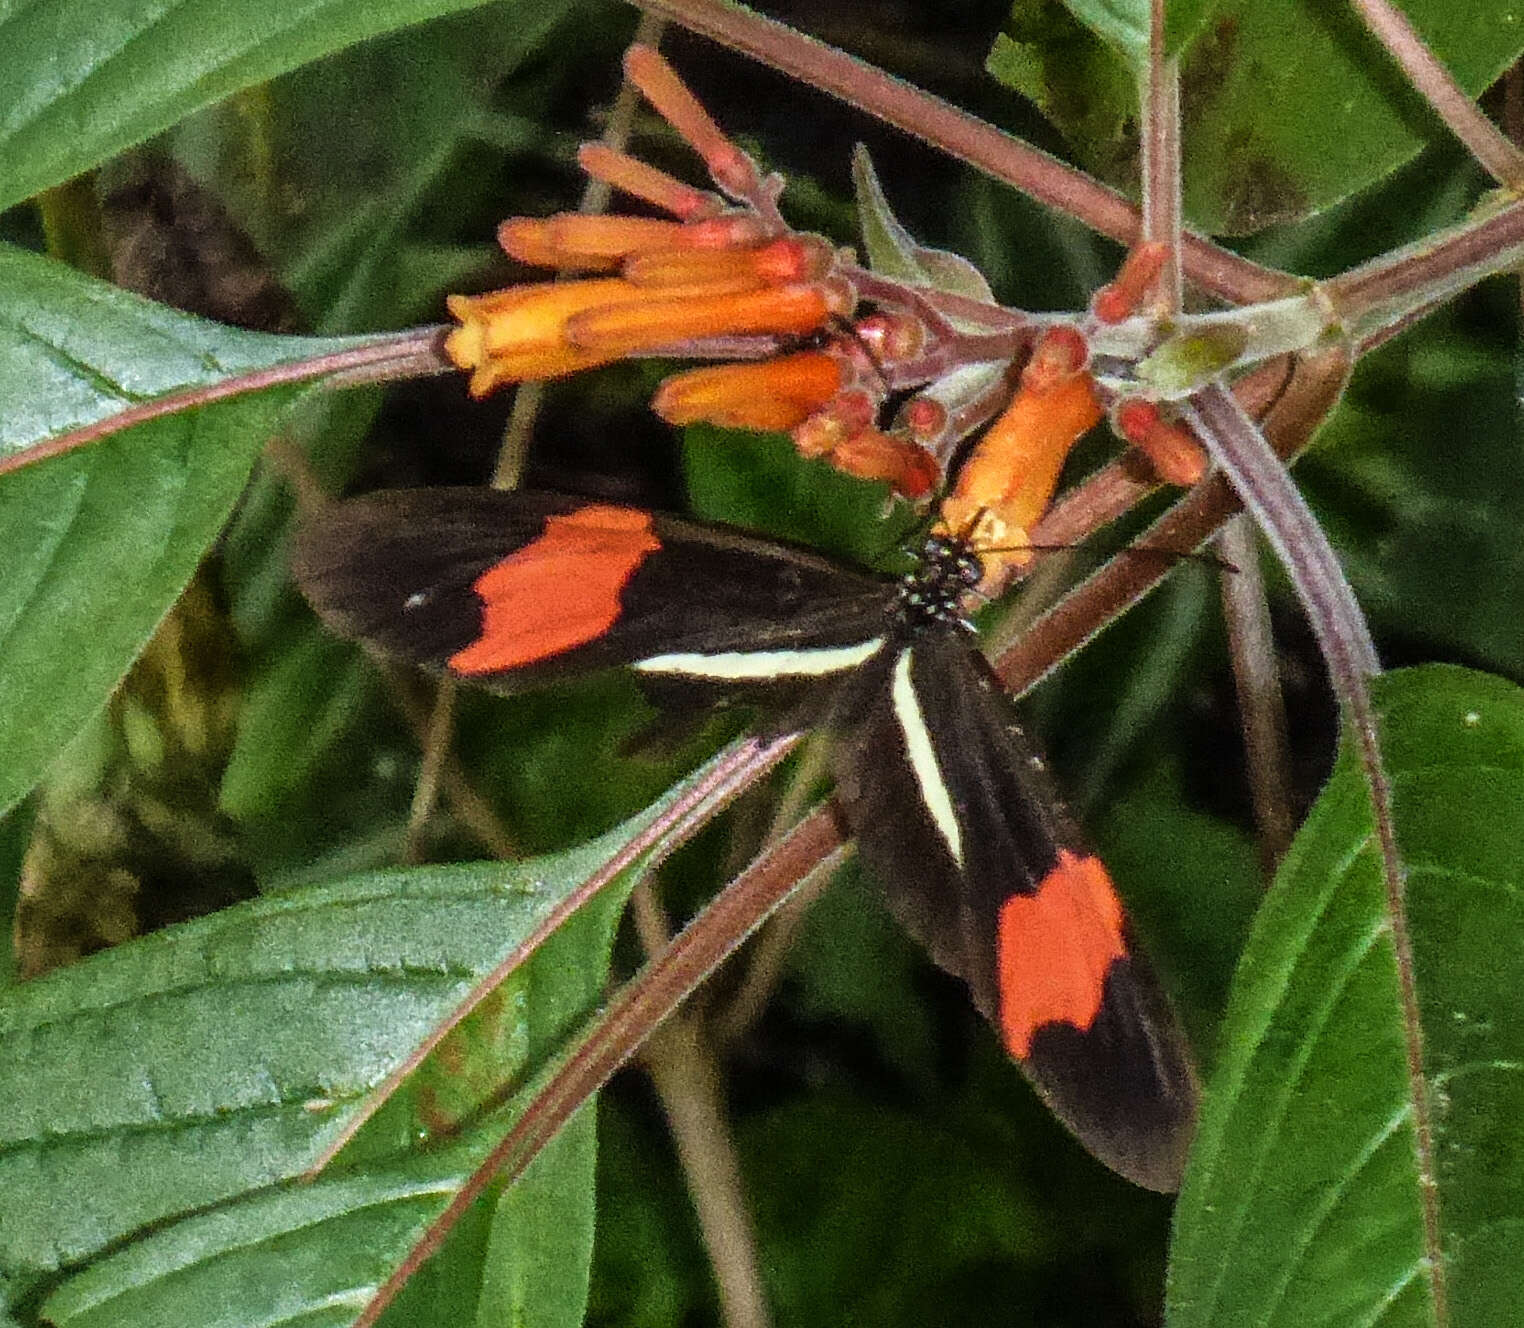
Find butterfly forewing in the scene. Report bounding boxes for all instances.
[294,488,892,692]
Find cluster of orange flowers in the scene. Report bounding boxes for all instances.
[443,44,1205,580]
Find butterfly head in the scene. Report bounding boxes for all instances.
[893,534,984,634]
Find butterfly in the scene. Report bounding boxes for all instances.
[294,486,1197,1190]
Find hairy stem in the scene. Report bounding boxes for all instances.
[352,807,847,1328]
[1215,516,1296,873]
[1141,0,1183,308]
[1181,383,1446,1327]
[0,327,448,476]
[1350,0,1524,186]
[634,0,1295,305]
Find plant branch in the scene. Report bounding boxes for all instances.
[634,0,1296,306]
[1141,0,1183,309]
[1350,0,1524,186]
[352,805,847,1328]
[1324,196,1524,332]
[1215,515,1296,873]
[0,326,449,477]
[1179,382,1446,1321]
[308,731,802,1173]
[1179,385,1377,684]
[640,1013,773,1328]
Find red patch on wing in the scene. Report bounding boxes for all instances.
[996,849,1128,1058]
[448,505,661,674]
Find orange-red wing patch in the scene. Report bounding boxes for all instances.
[448,505,661,674]
[996,849,1128,1058]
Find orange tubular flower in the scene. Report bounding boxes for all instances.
[652,351,843,430]
[832,428,939,498]
[940,362,1104,576]
[499,215,693,271]
[624,235,830,292]
[1113,400,1207,485]
[623,44,756,198]
[1092,242,1172,323]
[564,282,845,356]
[576,143,722,221]
[445,279,651,394]
[500,213,773,273]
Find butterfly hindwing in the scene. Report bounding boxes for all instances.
[294,488,892,693]
[832,636,1197,1191]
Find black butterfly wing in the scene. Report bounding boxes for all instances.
[831,634,1198,1191]
[293,488,893,693]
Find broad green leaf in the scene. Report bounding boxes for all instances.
[0,845,581,1275]
[39,1108,592,1328]
[989,0,1524,233]
[1061,0,1148,63]
[0,740,725,1322]
[1167,665,1524,1325]
[0,0,521,212]
[0,244,357,817]
[475,1107,596,1328]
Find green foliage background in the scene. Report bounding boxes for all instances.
[1,1,1522,1325]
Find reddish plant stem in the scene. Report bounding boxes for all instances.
[634,0,1295,306]
[352,806,847,1328]
[1141,3,1292,870]
[0,327,447,477]
[1350,0,1524,187]
[308,731,802,1173]
[1326,196,1524,328]
[1141,0,1183,309]
[1183,381,1446,1324]
[1215,515,1296,875]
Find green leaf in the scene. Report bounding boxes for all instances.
[1060,0,1148,64]
[474,1106,596,1328]
[218,632,376,822]
[1055,0,1221,62]
[0,244,355,817]
[1167,665,1524,1325]
[0,0,524,212]
[0,746,717,1322]
[989,0,1524,233]
[850,146,994,303]
[37,1110,591,1328]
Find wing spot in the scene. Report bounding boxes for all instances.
[998,850,1126,1057]
[449,505,661,674]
